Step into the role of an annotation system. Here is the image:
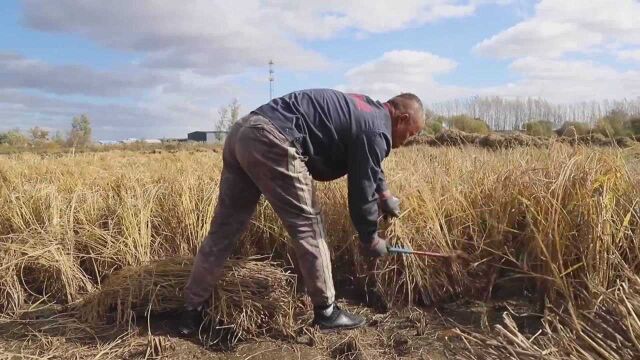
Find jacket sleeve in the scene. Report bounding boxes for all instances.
[347,131,391,243]
[375,170,388,194]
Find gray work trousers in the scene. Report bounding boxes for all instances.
[184,114,335,308]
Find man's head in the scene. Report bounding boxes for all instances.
[386,93,425,148]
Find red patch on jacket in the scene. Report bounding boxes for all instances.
[348,93,373,113]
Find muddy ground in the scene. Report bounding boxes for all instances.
[0,285,542,360]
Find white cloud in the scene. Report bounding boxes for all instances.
[470,0,640,102]
[509,57,620,82]
[475,20,603,58]
[21,0,503,75]
[0,51,259,140]
[340,50,640,105]
[0,52,161,96]
[346,50,457,80]
[21,0,329,74]
[535,0,640,44]
[338,50,472,102]
[5,0,509,139]
[618,49,640,62]
[325,1,474,32]
[475,0,640,59]
[0,64,259,140]
[8,0,638,139]
[482,57,640,102]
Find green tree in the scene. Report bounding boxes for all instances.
[0,129,29,147]
[423,115,445,135]
[523,120,554,137]
[628,117,640,135]
[52,131,66,146]
[595,109,630,137]
[29,126,50,144]
[68,114,92,147]
[556,121,592,137]
[447,115,490,134]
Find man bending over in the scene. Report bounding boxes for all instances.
[180,89,425,334]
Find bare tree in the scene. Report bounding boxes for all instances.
[30,126,49,144]
[432,96,640,130]
[215,99,241,141]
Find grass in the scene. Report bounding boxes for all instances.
[1,144,639,358]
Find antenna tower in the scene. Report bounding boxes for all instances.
[269,60,274,100]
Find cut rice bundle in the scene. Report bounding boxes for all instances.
[77,257,297,342]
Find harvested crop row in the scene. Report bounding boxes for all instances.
[408,129,639,149]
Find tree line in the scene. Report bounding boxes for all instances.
[424,108,640,138]
[0,115,92,149]
[0,99,239,151]
[431,96,640,131]
[4,96,640,151]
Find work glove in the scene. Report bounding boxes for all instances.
[359,235,389,258]
[378,195,401,218]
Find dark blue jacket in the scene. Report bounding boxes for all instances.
[253,89,392,243]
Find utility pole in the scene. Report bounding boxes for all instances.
[269,60,274,100]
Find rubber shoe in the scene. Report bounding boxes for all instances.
[312,304,365,331]
[178,308,202,336]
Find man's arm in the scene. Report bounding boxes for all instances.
[375,169,400,218]
[347,131,390,244]
[375,170,388,195]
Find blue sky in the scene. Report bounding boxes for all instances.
[1,0,639,140]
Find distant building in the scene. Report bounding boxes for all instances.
[120,138,139,144]
[162,138,189,143]
[97,138,163,145]
[187,131,228,143]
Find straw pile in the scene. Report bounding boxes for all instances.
[409,129,638,149]
[555,133,637,148]
[404,134,438,147]
[76,257,297,341]
[434,129,482,146]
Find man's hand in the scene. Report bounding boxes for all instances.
[378,191,401,218]
[360,235,388,258]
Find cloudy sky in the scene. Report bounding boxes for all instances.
[1,0,639,140]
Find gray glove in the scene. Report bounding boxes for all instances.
[379,195,401,218]
[360,235,389,258]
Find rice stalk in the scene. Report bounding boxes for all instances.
[1,146,640,357]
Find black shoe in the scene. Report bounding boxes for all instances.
[312,304,366,331]
[178,308,202,336]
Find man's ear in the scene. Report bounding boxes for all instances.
[400,113,410,123]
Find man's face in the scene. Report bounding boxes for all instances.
[391,112,424,148]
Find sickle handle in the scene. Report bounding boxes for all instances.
[388,246,452,258]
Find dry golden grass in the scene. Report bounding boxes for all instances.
[1,144,640,358]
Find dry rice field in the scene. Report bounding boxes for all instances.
[1,143,639,359]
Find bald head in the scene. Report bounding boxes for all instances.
[386,93,425,148]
